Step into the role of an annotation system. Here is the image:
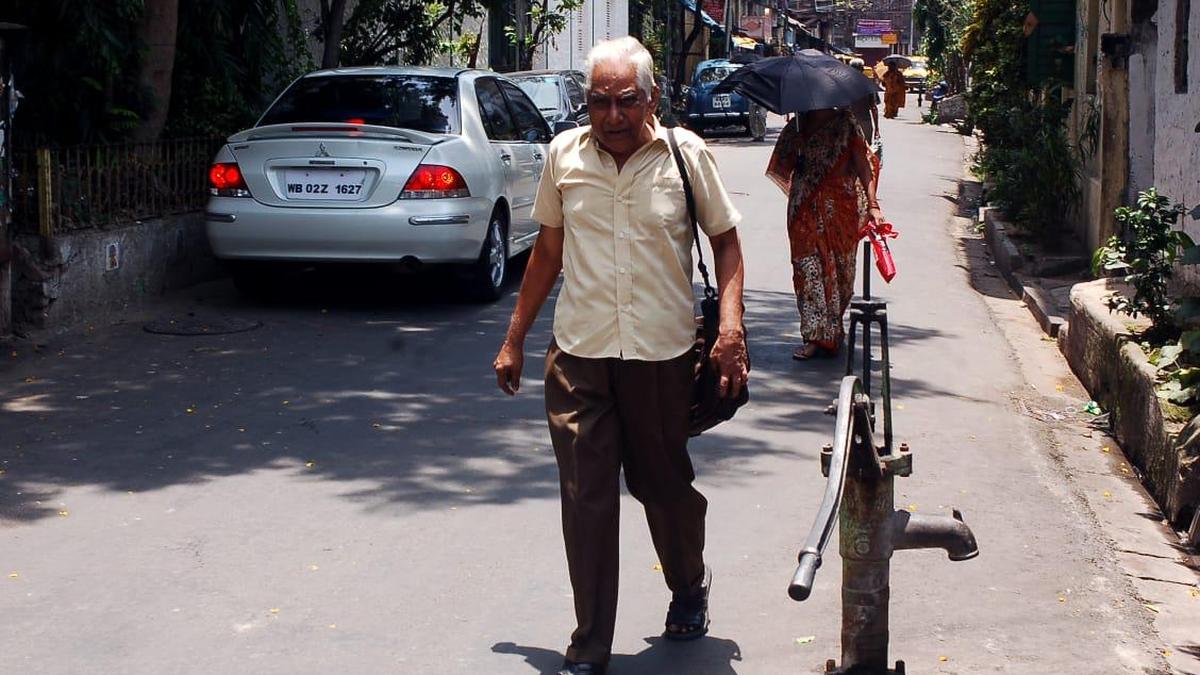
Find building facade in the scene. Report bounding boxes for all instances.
[1070,0,1200,249]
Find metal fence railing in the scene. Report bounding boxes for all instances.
[11,137,225,236]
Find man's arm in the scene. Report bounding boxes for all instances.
[493,226,565,395]
[708,228,749,398]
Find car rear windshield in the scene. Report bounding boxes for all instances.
[697,66,739,85]
[259,75,461,134]
[513,76,561,113]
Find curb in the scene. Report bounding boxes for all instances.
[980,206,1068,338]
[1061,279,1199,530]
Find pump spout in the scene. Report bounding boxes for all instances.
[892,508,979,561]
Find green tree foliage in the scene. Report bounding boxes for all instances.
[336,0,498,67]
[506,0,585,71]
[2,0,311,144]
[3,0,149,144]
[164,0,312,138]
[965,0,1080,242]
[913,0,972,92]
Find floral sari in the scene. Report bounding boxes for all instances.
[766,110,871,347]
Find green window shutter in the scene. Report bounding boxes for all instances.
[1027,0,1077,84]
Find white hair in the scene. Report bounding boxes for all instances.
[584,36,655,97]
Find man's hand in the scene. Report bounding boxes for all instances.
[709,328,749,398]
[494,340,525,396]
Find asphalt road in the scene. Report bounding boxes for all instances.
[0,99,1176,674]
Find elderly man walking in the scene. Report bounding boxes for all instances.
[493,36,749,675]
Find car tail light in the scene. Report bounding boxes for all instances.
[208,162,252,197]
[401,164,470,199]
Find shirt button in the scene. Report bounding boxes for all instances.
[618,232,626,239]
[618,267,627,274]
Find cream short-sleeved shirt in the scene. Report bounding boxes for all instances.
[532,120,742,362]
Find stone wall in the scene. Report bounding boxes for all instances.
[12,212,220,333]
[1154,0,1200,239]
[1062,279,1196,525]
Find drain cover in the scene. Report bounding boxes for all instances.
[144,314,262,336]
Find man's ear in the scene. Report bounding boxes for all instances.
[649,83,661,110]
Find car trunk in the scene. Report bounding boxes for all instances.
[225,123,446,209]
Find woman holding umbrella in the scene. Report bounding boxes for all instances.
[768,108,883,360]
[715,49,887,360]
[881,59,908,118]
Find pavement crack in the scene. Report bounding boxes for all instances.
[1126,574,1199,588]
[1117,548,1182,562]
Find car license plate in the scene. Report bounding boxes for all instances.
[283,169,367,200]
[712,94,731,109]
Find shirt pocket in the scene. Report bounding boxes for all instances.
[641,163,689,237]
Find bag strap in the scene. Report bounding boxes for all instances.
[667,127,717,301]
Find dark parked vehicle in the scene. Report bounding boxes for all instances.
[681,59,766,140]
[509,69,589,134]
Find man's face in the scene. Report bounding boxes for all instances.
[587,61,659,158]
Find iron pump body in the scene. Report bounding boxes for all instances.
[792,377,979,675]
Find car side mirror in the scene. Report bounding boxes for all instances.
[553,120,579,136]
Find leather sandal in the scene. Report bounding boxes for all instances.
[558,660,607,675]
[663,565,711,641]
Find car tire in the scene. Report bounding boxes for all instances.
[466,209,508,302]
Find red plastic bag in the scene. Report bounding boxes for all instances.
[860,221,898,283]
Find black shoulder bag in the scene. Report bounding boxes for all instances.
[667,127,750,437]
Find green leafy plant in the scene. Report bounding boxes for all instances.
[962,0,1082,243]
[1153,330,1200,405]
[506,0,585,71]
[1092,188,1191,329]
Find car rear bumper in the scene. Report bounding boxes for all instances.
[686,111,749,125]
[205,196,494,263]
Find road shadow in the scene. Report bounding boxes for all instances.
[492,635,743,675]
[0,273,949,522]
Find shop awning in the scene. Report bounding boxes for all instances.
[677,0,724,31]
[732,35,759,50]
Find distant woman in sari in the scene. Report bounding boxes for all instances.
[767,108,884,360]
[881,61,907,118]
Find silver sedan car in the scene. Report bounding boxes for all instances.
[205,66,553,300]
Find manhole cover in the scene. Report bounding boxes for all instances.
[144,315,262,336]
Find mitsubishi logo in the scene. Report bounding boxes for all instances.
[315,143,330,158]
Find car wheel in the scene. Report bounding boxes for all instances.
[467,210,508,302]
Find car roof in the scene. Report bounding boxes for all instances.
[508,69,583,78]
[301,65,483,79]
[695,59,738,70]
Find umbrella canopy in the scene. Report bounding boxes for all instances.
[712,49,878,115]
[881,54,914,68]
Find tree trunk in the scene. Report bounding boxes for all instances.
[675,4,704,94]
[133,0,179,142]
[321,0,350,69]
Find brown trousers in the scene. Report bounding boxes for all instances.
[544,341,708,664]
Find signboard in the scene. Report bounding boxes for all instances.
[703,0,726,22]
[855,34,885,48]
[740,15,770,39]
[856,19,893,35]
[881,32,899,45]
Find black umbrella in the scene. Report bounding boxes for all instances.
[712,49,878,115]
[881,54,914,68]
